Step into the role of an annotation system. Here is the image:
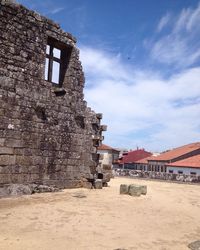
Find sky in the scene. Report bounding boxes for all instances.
[17,0,200,152]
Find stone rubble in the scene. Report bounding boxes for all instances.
[0,183,61,197]
[188,240,200,250]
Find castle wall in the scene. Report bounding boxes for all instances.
[0,0,103,188]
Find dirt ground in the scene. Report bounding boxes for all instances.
[0,177,200,250]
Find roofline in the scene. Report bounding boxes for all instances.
[166,165,200,169]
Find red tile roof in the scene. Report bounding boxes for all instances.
[120,149,152,164]
[98,144,120,152]
[148,142,200,162]
[167,154,200,169]
[135,156,154,164]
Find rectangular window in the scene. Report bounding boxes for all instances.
[190,172,196,175]
[178,170,183,174]
[169,170,173,173]
[45,38,72,86]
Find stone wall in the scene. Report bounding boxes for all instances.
[0,0,105,188]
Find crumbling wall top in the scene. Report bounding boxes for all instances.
[0,0,77,43]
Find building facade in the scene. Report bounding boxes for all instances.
[147,142,200,174]
[119,148,152,169]
[97,144,120,169]
[166,154,200,175]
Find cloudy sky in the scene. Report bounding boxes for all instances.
[17,0,200,152]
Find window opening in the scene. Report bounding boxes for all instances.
[178,170,183,174]
[45,38,72,86]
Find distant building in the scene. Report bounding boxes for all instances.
[118,148,152,169]
[115,148,129,158]
[97,144,120,169]
[148,142,200,173]
[134,156,153,171]
[166,154,200,175]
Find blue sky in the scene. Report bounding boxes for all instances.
[17,0,200,152]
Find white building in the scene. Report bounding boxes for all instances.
[147,142,200,173]
[166,154,200,176]
[97,144,120,169]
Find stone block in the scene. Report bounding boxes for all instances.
[14,148,24,155]
[5,139,24,148]
[0,139,5,146]
[103,172,111,183]
[96,113,102,119]
[120,184,129,194]
[0,155,15,165]
[0,147,14,155]
[94,179,102,189]
[100,125,107,131]
[128,185,142,197]
[16,155,33,166]
[0,174,12,184]
[140,185,147,195]
[82,181,92,189]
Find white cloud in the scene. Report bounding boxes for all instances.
[157,13,171,32]
[17,0,65,15]
[80,47,133,83]
[49,7,64,14]
[151,3,200,67]
[80,46,200,152]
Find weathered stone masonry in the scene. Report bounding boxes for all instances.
[0,0,106,189]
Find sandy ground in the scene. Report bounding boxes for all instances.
[0,178,200,250]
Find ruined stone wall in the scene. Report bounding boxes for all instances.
[0,0,104,188]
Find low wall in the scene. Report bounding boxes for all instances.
[114,169,200,183]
